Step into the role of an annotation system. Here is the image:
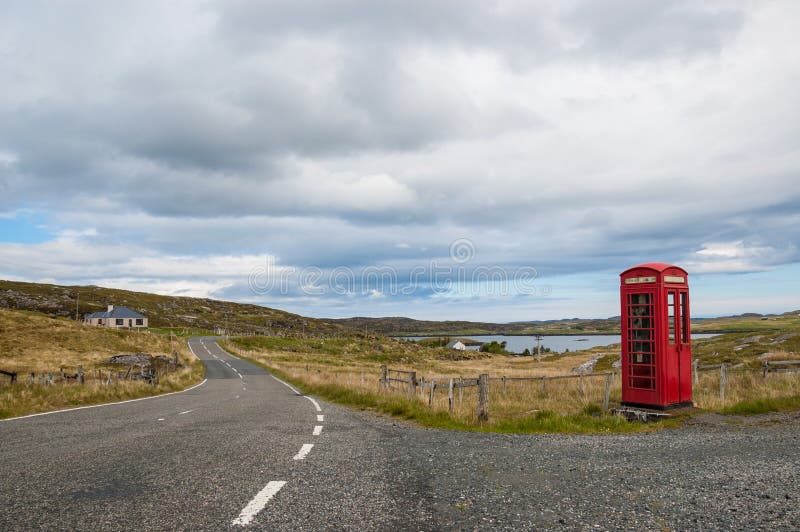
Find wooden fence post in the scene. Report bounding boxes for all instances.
[541,376,546,396]
[603,373,611,410]
[693,358,699,385]
[380,365,388,391]
[719,363,727,402]
[408,371,416,397]
[579,374,585,395]
[448,378,455,415]
[419,377,426,400]
[502,376,507,397]
[762,361,768,379]
[477,374,489,423]
[428,379,436,407]
[458,376,463,403]
[77,366,84,385]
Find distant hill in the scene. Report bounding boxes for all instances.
[327,310,800,336]
[0,280,343,336]
[323,316,621,336]
[3,279,795,337]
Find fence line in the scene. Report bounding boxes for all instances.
[1,360,184,388]
[380,364,619,422]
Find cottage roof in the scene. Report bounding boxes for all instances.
[86,306,146,319]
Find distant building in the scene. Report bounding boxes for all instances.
[446,340,466,351]
[84,305,148,329]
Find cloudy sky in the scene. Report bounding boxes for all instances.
[1,1,799,321]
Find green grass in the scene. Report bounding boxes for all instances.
[231,334,467,365]
[719,395,800,415]
[236,353,659,434]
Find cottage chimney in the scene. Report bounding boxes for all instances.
[108,305,114,313]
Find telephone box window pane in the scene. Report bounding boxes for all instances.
[680,292,689,344]
[629,318,652,332]
[667,292,676,344]
[626,292,656,390]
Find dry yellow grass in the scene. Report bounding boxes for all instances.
[693,368,800,410]
[223,340,617,420]
[0,308,191,372]
[224,337,798,424]
[0,308,204,418]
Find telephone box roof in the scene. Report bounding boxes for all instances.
[620,262,687,277]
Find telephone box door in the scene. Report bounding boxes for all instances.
[665,290,680,405]
[678,290,692,403]
[624,290,658,405]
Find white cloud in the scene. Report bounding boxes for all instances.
[0,1,798,318]
[685,241,789,273]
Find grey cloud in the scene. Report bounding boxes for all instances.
[563,0,744,61]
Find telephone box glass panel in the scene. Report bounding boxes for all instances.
[627,293,655,390]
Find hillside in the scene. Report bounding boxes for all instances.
[0,308,204,418]
[0,279,344,336]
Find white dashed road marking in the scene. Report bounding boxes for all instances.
[232,480,287,526]
[178,409,194,415]
[317,415,324,422]
[293,444,314,461]
[313,425,323,436]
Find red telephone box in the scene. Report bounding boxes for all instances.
[620,263,692,409]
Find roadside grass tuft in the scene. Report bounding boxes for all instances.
[720,395,800,415]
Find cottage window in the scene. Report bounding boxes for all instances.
[135,318,143,326]
[116,318,124,326]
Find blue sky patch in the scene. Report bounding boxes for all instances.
[0,212,52,244]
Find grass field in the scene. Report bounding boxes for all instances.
[223,336,663,433]
[0,308,204,418]
[224,324,800,433]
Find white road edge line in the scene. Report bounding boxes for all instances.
[232,480,287,527]
[271,375,301,395]
[313,425,323,436]
[1,379,208,422]
[317,415,324,422]
[178,409,194,415]
[293,444,314,460]
[305,396,322,412]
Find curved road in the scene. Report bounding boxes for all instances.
[1,338,798,530]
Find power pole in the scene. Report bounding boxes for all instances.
[535,335,543,363]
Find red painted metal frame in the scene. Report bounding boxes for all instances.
[620,262,692,409]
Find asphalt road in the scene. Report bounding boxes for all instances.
[1,338,798,530]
